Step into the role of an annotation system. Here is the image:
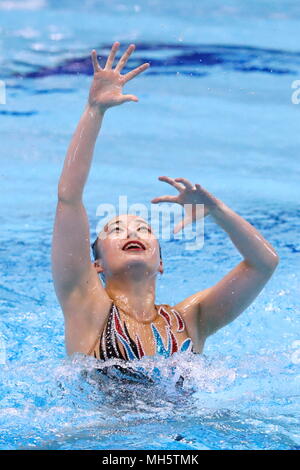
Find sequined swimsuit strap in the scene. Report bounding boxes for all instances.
[99,303,128,361]
[87,302,114,357]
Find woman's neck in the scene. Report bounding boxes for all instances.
[105,275,157,322]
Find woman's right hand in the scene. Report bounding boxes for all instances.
[88,42,150,112]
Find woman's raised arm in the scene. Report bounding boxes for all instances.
[52,42,150,310]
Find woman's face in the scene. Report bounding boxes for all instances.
[95,214,162,279]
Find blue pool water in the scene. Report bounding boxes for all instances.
[0,0,300,450]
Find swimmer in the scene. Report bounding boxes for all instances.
[52,42,279,367]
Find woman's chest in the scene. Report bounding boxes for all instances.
[113,305,193,359]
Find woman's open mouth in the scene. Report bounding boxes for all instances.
[122,240,146,251]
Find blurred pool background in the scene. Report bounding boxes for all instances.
[0,0,299,450]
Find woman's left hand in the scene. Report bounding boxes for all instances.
[151,176,219,233]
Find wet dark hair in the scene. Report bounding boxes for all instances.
[91,237,99,261]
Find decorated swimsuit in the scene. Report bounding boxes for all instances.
[88,303,194,383]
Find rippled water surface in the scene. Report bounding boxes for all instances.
[0,0,299,450]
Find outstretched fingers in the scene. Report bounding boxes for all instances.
[118,94,139,104]
[158,176,185,192]
[115,44,135,72]
[151,195,178,204]
[104,41,120,69]
[122,62,150,83]
[91,50,101,73]
[174,177,194,190]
